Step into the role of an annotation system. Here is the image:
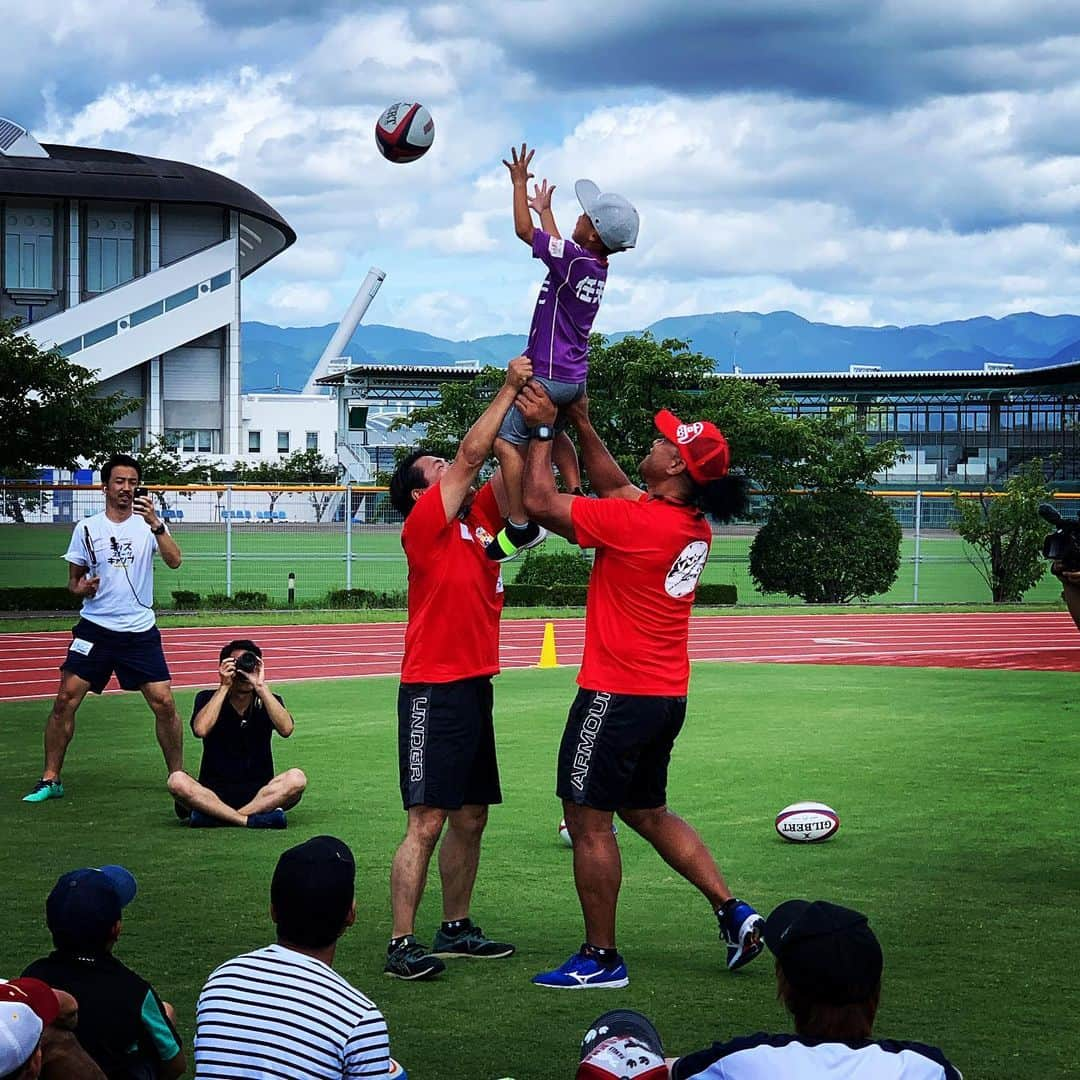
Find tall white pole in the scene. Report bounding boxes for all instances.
[304,267,387,393]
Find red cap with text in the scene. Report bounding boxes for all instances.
[654,409,731,484]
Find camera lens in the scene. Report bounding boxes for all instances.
[236,651,259,673]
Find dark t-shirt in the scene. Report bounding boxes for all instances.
[23,951,181,1079]
[192,689,283,795]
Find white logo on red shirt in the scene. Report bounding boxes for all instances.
[575,276,605,304]
[675,422,704,445]
[665,540,708,598]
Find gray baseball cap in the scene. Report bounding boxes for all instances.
[575,179,639,251]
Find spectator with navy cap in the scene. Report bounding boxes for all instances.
[666,899,963,1079]
[21,866,184,1080]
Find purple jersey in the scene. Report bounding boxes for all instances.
[524,229,608,382]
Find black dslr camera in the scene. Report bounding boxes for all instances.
[1040,504,1080,571]
[235,650,260,674]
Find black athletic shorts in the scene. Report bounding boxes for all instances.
[397,676,502,810]
[556,688,687,811]
[60,618,171,694]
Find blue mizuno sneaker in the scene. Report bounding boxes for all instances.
[720,899,765,971]
[532,948,629,989]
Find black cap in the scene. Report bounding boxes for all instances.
[580,1010,664,1061]
[46,866,138,951]
[271,836,355,948]
[763,899,883,1005]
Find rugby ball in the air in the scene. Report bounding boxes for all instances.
[559,818,618,847]
[774,801,839,843]
[375,102,434,163]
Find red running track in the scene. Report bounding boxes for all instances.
[0,612,1074,701]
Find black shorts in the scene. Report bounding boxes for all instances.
[397,677,502,810]
[556,688,687,811]
[60,618,171,695]
[201,779,264,810]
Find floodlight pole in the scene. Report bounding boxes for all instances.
[304,267,387,392]
[913,490,922,603]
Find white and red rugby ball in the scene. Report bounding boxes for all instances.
[374,102,434,163]
[775,801,840,843]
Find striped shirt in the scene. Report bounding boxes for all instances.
[194,944,390,1079]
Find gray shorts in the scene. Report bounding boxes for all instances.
[497,375,585,446]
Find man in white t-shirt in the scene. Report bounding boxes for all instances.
[23,454,184,804]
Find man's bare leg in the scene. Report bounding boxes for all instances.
[140,680,184,774]
[41,671,93,780]
[166,771,246,826]
[236,768,308,815]
[438,803,488,921]
[619,804,732,908]
[564,801,622,949]
[390,805,447,938]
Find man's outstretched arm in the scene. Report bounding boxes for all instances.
[518,383,578,541]
[562,394,643,502]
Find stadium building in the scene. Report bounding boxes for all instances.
[723,362,1080,490]
[0,117,293,458]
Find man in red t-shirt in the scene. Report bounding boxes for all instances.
[517,385,767,989]
[381,356,533,982]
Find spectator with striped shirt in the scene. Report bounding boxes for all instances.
[194,836,397,1079]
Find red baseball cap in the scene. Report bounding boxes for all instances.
[654,409,731,484]
[0,979,60,1026]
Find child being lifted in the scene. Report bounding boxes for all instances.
[486,142,639,562]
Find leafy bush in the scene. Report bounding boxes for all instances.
[171,590,201,609]
[695,583,737,605]
[232,591,270,609]
[0,587,80,612]
[514,548,593,586]
[203,591,270,609]
[323,588,408,609]
[325,588,378,608]
[502,583,549,606]
[749,489,902,603]
[546,584,589,606]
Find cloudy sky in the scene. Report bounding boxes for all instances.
[9,1,1080,337]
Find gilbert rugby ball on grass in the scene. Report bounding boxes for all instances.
[775,801,839,843]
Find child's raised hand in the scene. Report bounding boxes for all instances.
[528,179,556,212]
[503,143,535,185]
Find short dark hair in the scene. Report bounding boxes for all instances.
[100,454,142,485]
[388,448,436,518]
[219,639,262,663]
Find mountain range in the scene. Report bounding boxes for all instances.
[240,310,1080,393]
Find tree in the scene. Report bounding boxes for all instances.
[0,317,138,473]
[749,488,902,603]
[232,449,341,520]
[951,460,1051,602]
[0,316,138,521]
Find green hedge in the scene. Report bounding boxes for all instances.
[514,548,593,586]
[0,587,81,612]
[503,584,589,607]
[325,588,408,609]
[696,583,737,605]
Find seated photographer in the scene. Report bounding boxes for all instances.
[167,639,306,829]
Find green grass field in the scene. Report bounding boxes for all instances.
[1,663,1076,1079]
[0,523,1066,606]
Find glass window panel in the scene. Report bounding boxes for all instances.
[944,411,958,431]
[21,241,34,285]
[86,237,101,292]
[248,431,261,453]
[117,238,134,284]
[36,236,52,287]
[277,431,290,453]
[306,431,318,450]
[198,430,212,453]
[101,238,118,290]
[182,431,196,452]
[928,411,942,431]
[4,234,18,285]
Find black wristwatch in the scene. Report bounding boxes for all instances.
[151,522,167,536]
[535,424,555,441]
